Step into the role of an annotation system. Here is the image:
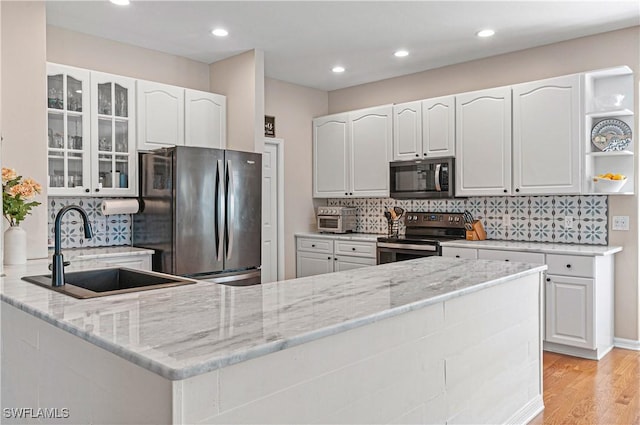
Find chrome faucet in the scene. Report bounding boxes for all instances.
[52,205,93,287]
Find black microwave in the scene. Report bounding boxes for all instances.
[389,157,455,199]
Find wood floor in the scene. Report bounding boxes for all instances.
[530,348,640,425]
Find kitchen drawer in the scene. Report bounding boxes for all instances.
[296,237,333,254]
[546,254,594,278]
[334,240,376,258]
[442,247,478,259]
[478,249,545,264]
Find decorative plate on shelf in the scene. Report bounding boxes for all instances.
[591,119,632,152]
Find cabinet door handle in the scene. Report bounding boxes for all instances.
[327,256,331,260]
[546,277,551,282]
[95,188,100,193]
[505,259,509,262]
[566,264,572,269]
[345,192,348,195]
[85,188,90,193]
[455,255,460,258]
[349,192,353,195]
[334,257,338,261]
[352,247,356,251]
[311,244,316,248]
[415,154,419,157]
[515,188,520,193]
[503,189,508,193]
[423,153,427,156]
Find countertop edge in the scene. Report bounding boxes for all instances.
[1,262,546,381]
[439,241,623,256]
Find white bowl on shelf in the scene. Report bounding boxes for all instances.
[592,176,627,193]
[594,94,625,111]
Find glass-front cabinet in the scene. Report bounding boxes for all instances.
[47,64,91,196]
[46,64,136,197]
[90,72,136,196]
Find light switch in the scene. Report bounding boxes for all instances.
[612,216,629,231]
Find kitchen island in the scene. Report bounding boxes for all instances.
[2,257,546,424]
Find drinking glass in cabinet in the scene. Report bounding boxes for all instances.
[66,76,83,112]
[47,75,63,109]
[115,84,128,117]
[98,118,113,151]
[67,115,83,150]
[98,83,112,115]
[115,121,128,152]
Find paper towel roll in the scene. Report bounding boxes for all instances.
[101,199,140,216]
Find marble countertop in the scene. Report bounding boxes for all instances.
[1,257,545,381]
[295,232,381,242]
[439,240,622,256]
[47,246,155,260]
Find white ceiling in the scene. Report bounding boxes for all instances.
[46,1,640,91]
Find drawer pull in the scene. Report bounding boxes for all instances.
[505,259,509,262]
[352,247,356,251]
[311,244,316,248]
[327,256,331,260]
[455,255,460,258]
[566,264,572,269]
[334,257,338,261]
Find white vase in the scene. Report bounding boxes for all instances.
[4,225,27,265]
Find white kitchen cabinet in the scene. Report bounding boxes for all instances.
[97,253,152,271]
[313,106,392,198]
[313,113,350,197]
[90,71,137,196]
[393,101,422,160]
[47,63,92,196]
[441,246,478,259]
[392,96,455,161]
[349,105,392,197]
[422,95,455,158]
[455,87,512,196]
[513,74,581,194]
[136,80,185,151]
[296,236,376,277]
[185,89,226,149]
[544,253,614,360]
[47,64,137,197]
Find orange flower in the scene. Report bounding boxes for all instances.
[2,167,17,184]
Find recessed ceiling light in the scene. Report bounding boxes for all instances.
[211,28,229,37]
[394,50,409,58]
[109,0,130,5]
[477,29,495,38]
[332,66,345,73]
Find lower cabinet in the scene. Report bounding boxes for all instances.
[442,246,615,359]
[296,236,376,278]
[94,253,153,271]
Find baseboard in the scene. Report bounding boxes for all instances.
[614,337,640,351]
[504,395,544,425]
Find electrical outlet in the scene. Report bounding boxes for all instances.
[612,216,629,231]
[565,216,574,229]
[502,214,510,228]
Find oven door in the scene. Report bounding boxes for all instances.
[376,242,441,265]
[317,215,341,232]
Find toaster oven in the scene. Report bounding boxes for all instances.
[316,206,357,233]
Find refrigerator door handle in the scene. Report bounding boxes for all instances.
[216,159,225,262]
[226,159,235,260]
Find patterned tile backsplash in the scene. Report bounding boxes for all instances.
[48,198,132,248]
[328,195,609,245]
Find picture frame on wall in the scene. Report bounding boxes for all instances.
[265,115,275,137]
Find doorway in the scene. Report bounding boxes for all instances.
[262,138,284,283]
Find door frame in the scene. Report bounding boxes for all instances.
[264,138,285,281]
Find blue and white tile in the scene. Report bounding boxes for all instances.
[484,218,505,240]
[553,221,580,244]
[529,220,553,243]
[327,199,340,206]
[446,199,465,213]
[530,196,554,218]
[412,200,427,212]
[553,196,579,218]
[507,220,529,242]
[579,222,607,245]
[431,200,446,213]
[579,196,607,221]
[485,197,506,218]
[465,197,485,218]
[509,196,530,221]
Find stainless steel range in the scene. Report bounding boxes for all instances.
[377,212,467,264]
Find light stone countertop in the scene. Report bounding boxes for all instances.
[295,232,382,242]
[439,240,622,256]
[1,257,545,381]
[47,245,155,260]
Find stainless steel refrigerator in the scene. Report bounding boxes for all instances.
[133,146,262,286]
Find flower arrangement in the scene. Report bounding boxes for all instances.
[2,167,42,227]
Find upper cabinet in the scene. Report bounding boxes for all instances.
[47,64,137,197]
[512,74,581,195]
[422,96,455,158]
[136,81,185,151]
[137,82,227,151]
[583,67,635,195]
[392,96,454,161]
[313,105,392,198]
[185,90,226,149]
[456,87,512,196]
[47,64,92,197]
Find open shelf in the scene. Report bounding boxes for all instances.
[586,109,633,118]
